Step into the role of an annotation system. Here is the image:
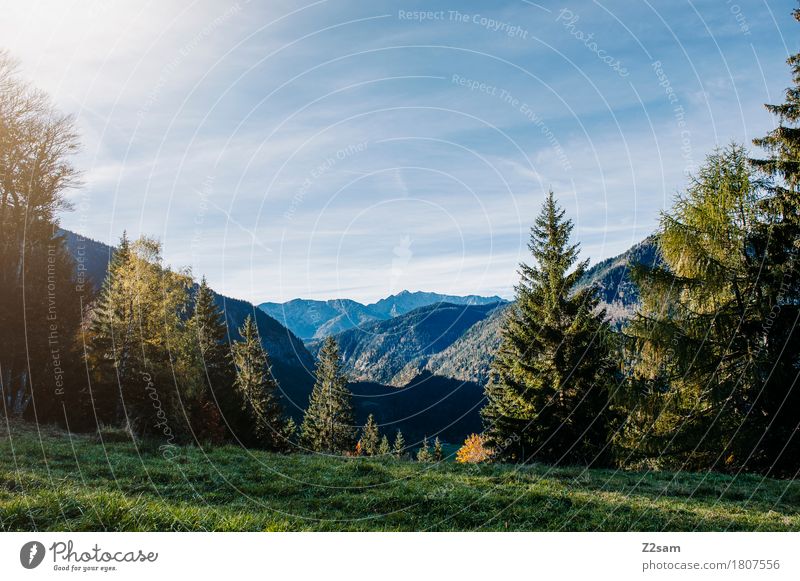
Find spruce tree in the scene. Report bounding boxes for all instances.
[231,315,286,450]
[392,430,406,459]
[359,413,380,456]
[187,277,234,442]
[378,434,391,456]
[300,337,356,454]
[417,436,433,463]
[433,437,443,462]
[747,9,800,475]
[481,191,615,465]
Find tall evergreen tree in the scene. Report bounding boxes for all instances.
[87,236,193,439]
[186,277,234,443]
[300,337,356,454]
[231,315,286,450]
[747,8,800,475]
[623,145,769,471]
[359,413,380,456]
[482,191,615,465]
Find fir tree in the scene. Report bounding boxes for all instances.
[392,430,406,459]
[433,437,443,462]
[300,337,356,454]
[187,277,234,442]
[417,436,433,463]
[359,413,380,456]
[747,9,800,475]
[231,315,286,450]
[378,434,391,456]
[481,191,615,465]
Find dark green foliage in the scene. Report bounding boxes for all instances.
[231,316,288,451]
[300,337,356,454]
[747,13,800,475]
[622,145,770,471]
[482,191,616,466]
[0,54,85,429]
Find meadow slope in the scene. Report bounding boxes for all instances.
[1,421,798,532]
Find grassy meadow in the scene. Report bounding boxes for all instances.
[1,420,798,532]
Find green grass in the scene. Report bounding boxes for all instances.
[1,420,798,531]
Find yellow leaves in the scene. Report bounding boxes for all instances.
[456,433,492,464]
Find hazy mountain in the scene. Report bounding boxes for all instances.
[259,290,506,341]
[60,229,316,417]
[312,302,503,387]
[367,290,506,318]
[259,298,385,341]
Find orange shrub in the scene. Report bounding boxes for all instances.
[456,433,492,463]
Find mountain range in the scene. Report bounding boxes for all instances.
[61,228,659,442]
[259,290,505,341]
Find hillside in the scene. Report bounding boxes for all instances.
[259,298,385,341]
[577,236,661,322]
[260,290,506,341]
[60,229,315,415]
[2,421,797,532]
[317,302,502,386]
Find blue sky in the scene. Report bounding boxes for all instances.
[1,0,797,303]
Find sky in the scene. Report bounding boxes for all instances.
[0,0,797,303]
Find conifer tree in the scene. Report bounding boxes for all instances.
[88,235,193,437]
[186,277,234,442]
[231,315,286,450]
[359,413,380,456]
[300,337,356,454]
[392,430,406,459]
[378,434,391,456]
[747,9,800,474]
[623,145,767,471]
[481,191,615,465]
[433,437,443,462]
[417,436,433,463]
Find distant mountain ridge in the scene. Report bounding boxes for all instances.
[259,290,506,341]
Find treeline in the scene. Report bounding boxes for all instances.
[481,15,800,476]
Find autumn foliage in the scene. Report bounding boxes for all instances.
[456,434,492,464]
